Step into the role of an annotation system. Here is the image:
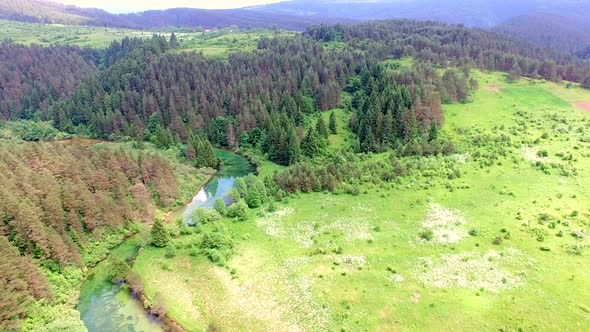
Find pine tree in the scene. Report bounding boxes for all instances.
[191,135,218,168]
[301,127,326,158]
[316,116,329,139]
[169,32,179,49]
[227,123,237,150]
[428,121,439,142]
[329,111,337,134]
[510,62,522,82]
[151,219,170,247]
[286,127,302,165]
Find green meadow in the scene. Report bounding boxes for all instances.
[132,71,590,331]
[0,19,290,57]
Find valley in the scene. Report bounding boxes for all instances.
[0,2,589,331]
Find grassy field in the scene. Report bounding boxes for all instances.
[133,71,590,331]
[0,20,292,57]
[176,29,295,58]
[0,20,154,48]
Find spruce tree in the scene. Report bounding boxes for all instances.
[151,219,170,247]
[169,32,179,49]
[428,121,439,142]
[191,135,218,168]
[301,127,326,158]
[286,127,302,165]
[510,62,522,82]
[316,116,329,139]
[329,111,338,134]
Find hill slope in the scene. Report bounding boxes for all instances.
[0,0,347,30]
[493,13,590,56]
[0,0,134,26]
[251,0,590,29]
[119,8,347,30]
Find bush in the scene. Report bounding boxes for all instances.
[179,223,193,235]
[214,198,227,216]
[227,200,248,221]
[419,229,434,241]
[199,223,234,264]
[164,246,176,258]
[267,200,277,213]
[244,175,267,208]
[492,236,504,245]
[468,228,480,236]
[234,178,248,198]
[536,150,549,158]
[191,208,222,224]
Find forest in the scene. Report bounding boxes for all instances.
[1,15,590,331]
[3,20,589,166]
[0,141,197,329]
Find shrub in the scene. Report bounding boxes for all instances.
[199,224,234,264]
[179,223,193,235]
[571,230,586,239]
[192,208,222,224]
[566,243,586,255]
[492,236,504,245]
[419,229,434,241]
[164,246,176,259]
[267,200,277,213]
[227,200,248,221]
[468,228,480,236]
[214,198,227,216]
[234,178,248,198]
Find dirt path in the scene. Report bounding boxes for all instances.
[572,102,590,112]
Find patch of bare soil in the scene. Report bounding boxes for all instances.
[486,85,501,93]
[573,102,590,112]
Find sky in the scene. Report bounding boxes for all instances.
[53,0,287,12]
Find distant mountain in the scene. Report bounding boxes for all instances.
[4,0,590,56]
[0,0,135,27]
[493,13,590,56]
[250,0,590,29]
[118,8,347,30]
[0,0,347,30]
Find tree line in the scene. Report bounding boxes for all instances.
[304,20,590,84]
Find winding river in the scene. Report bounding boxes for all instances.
[76,150,255,332]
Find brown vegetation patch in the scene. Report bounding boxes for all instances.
[572,102,590,112]
[486,85,501,93]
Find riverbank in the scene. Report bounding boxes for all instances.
[77,150,255,332]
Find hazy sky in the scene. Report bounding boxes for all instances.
[54,0,286,11]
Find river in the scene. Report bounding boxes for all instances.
[76,150,255,332]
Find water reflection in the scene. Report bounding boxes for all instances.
[79,281,164,332]
[183,176,237,223]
